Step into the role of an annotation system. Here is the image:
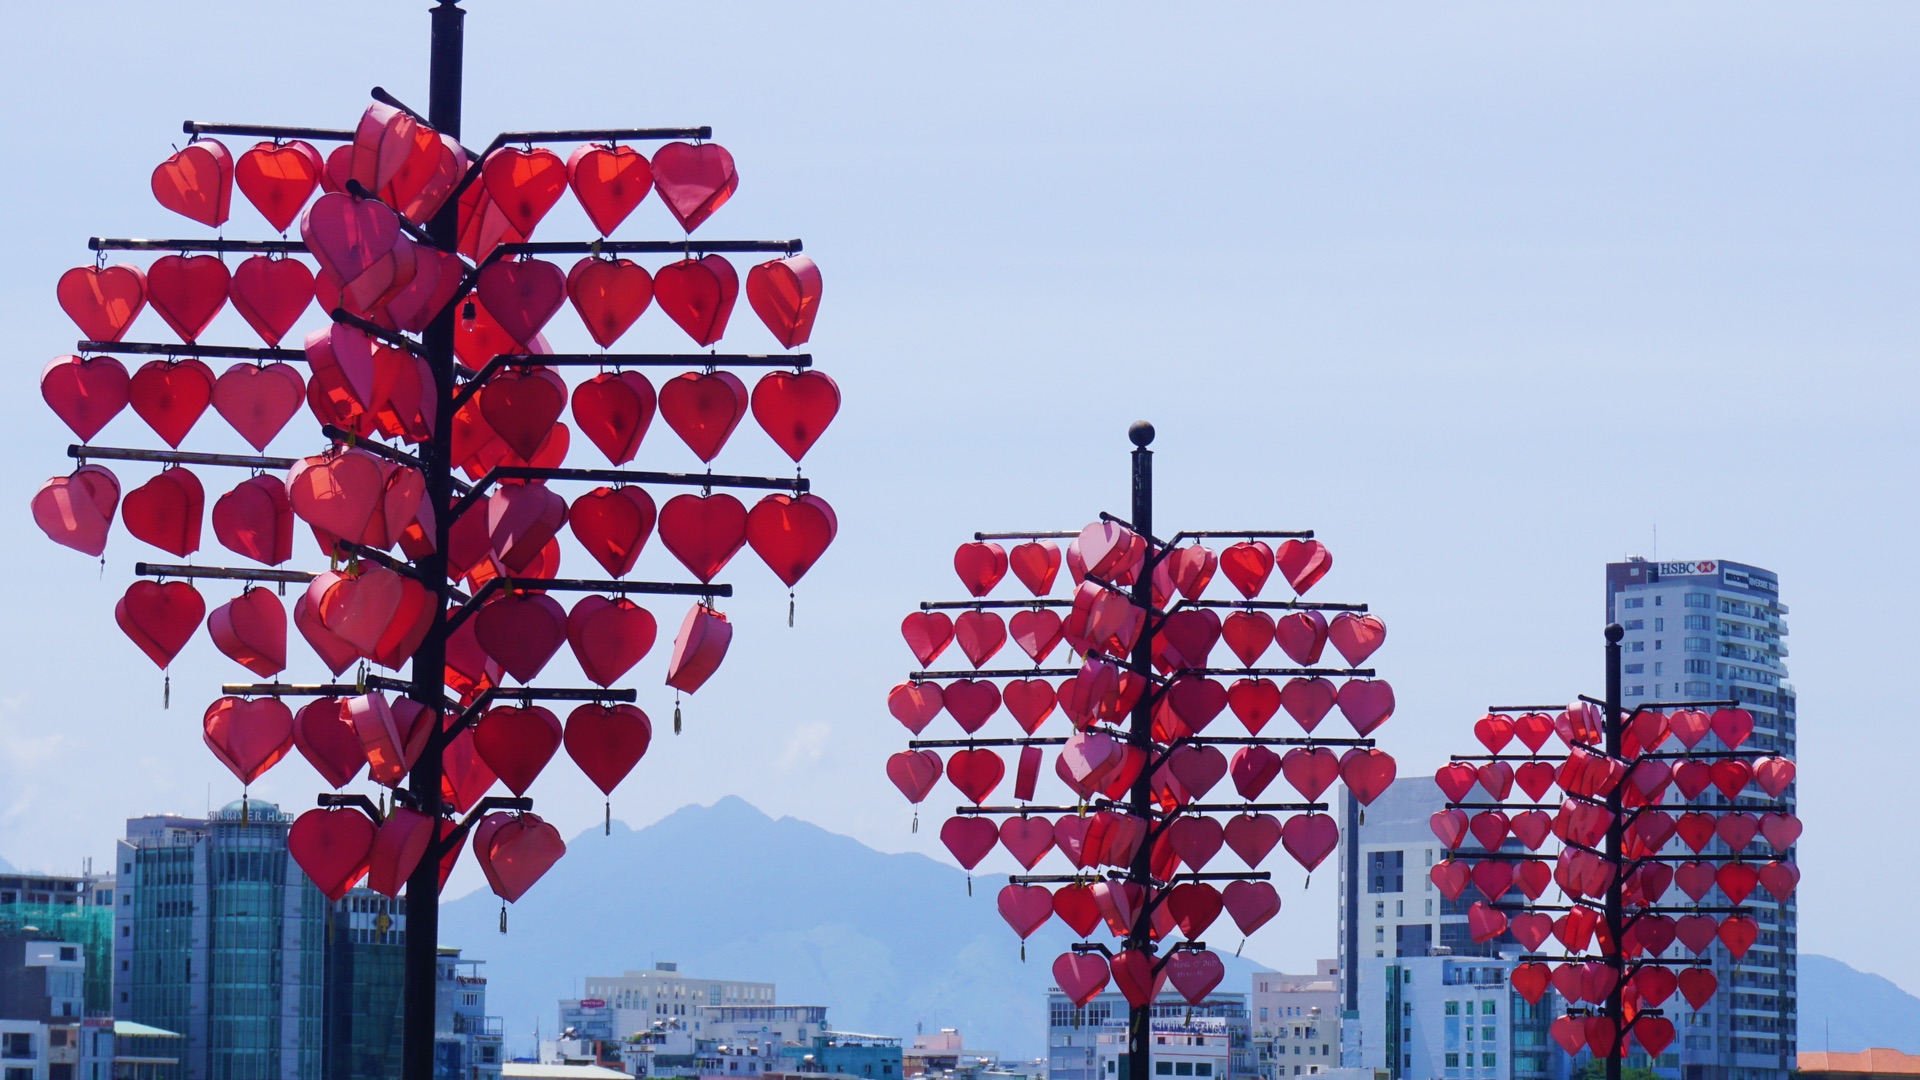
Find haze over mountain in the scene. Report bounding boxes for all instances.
[439,796,1259,1057]
[1797,954,1920,1055]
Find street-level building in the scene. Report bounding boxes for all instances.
[1355,954,1556,1080]
[1048,992,1252,1080]
[1252,963,1341,1078]
[578,963,776,1039]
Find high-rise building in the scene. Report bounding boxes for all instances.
[1047,991,1252,1080]
[1606,557,1797,1080]
[1337,782,1531,977]
[114,803,326,1080]
[1336,783,1553,1080]
[1251,962,1341,1079]
[322,893,407,1080]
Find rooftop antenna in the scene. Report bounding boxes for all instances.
[1652,523,1658,562]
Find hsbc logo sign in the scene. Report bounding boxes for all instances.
[1658,561,1717,576]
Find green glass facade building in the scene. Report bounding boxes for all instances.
[116,803,326,1080]
[322,893,407,1080]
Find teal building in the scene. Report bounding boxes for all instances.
[115,803,327,1080]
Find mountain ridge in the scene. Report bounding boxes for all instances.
[1797,953,1920,1055]
[438,795,1260,1057]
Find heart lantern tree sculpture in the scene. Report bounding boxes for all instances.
[1433,625,1798,1080]
[32,5,834,1079]
[884,423,1399,1080]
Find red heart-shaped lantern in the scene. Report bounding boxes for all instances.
[58,265,147,343]
[482,147,569,235]
[152,140,233,227]
[202,696,294,784]
[288,808,375,901]
[651,142,738,232]
[745,256,822,348]
[567,144,652,235]
[659,371,748,462]
[33,466,120,558]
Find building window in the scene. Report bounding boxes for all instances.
[1482,1053,1497,1067]
[1628,642,1644,653]
[1685,593,1711,609]
[1425,900,1433,916]
[1444,1002,1459,1015]
[1684,614,1710,630]
[1395,900,1404,917]
[2,1034,32,1059]
[1685,659,1712,674]
[1624,664,1644,674]
[1156,1065,1173,1076]
[1626,686,1645,696]
[1654,618,1665,631]
[1375,902,1384,918]
[1623,619,1643,630]
[1654,596,1664,606]
[1624,598,1644,609]
[1654,639,1664,650]
[1685,637,1711,653]
[1374,927,1384,943]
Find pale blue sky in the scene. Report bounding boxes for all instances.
[1,2,1914,990]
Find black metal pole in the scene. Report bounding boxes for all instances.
[404,5,464,1080]
[1602,623,1624,1080]
[1125,421,1156,1080]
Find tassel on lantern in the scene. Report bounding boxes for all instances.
[241,791,249,825]
[499,902,507,934]
[674,696,682,735]
[789,591,795,628]
[1236,938,1245,958]
[1020,941,1026,962]
[967,873,972,897]
[163,672,170,709]
[911,810,919,834]
[605,801,611,836]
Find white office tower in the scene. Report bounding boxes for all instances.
[1606,558,1796,1080]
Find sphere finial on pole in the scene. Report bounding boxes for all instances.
[1604,622,1625,643]
[1128,421,1155,448]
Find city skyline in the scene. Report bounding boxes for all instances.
[0,0,1911,1017]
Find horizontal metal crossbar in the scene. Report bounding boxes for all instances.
[487,239,802,260]
[491,126,713,144]
[77,340,306,362]
[1167,530,1315,542]
[1008,871,1273,885]
[950,801,1328,816]
[221,675,412,697]
[906,666,1371,680]
[496,464,805,490]
[90,237,308,254]
[973,531,1081,541]
[184,121,356,142]
[69,444,295,470]
[918,600,1074,611]
[1185,600,1371,613]
[134,562,313,585]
